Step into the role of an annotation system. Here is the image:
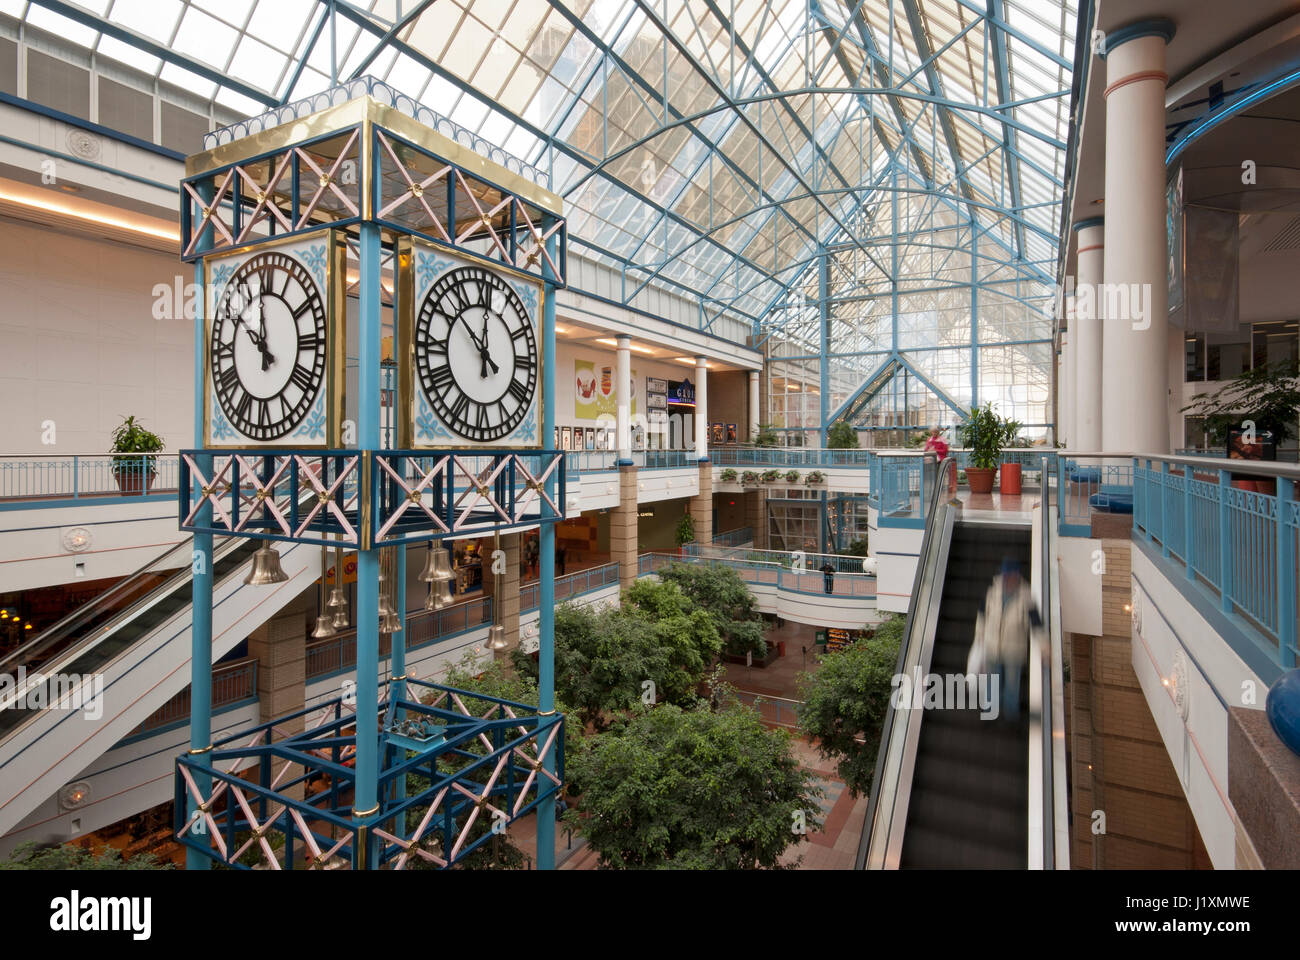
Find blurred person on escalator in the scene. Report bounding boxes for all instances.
[968,557,1040,721]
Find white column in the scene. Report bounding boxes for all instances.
[1102,24,1175,455]
[694,356,709,461]
[616,335,632,464]
[748,370,760,441]
[1059,330,1073,447]
[1074,220,1104,451]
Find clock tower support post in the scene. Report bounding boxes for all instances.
[536,225,560,870]
[186,185,214,872]
[352,220,383,867]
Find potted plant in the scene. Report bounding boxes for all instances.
[753,424,780,447]
[674,512,696,548]
[784,470,799,483]
[761,469,781,484]
[719,468,738,483]
[741,470,760,486]
[805,470,825,485]
[110,415,165,495]
[998,417,1026,496]
[956,403,1002,495]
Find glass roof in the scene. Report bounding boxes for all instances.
[6,0,1077,349]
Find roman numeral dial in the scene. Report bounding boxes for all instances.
[414,265,538,443]
[210,250,328,442]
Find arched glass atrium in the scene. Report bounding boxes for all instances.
[4,0,1076,443]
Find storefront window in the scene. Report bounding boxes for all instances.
[1253,320,1299,370]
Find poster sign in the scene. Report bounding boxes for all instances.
[575,358,636,419]
[1167,164,1184,314]
[667,377,695,405]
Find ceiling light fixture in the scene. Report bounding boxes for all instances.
[0,182,179,242]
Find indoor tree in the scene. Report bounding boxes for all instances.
[653,561,766,657]
[796,615,905,797]
[564,703,822,869]
[826,420,860,449]
[1181,360,1300,447]
[623,579,723,705]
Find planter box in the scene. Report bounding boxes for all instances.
[114,468,157,496]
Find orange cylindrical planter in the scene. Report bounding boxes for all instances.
[1000,462,1022,496]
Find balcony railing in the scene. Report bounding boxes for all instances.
[640,552,875,598]
[305,596,492,681]
[128,656,257,739]
[712,526,754,547]
[520,561,621,611]
[0,454,181,507]
[1059,452,1298,671]
[711,447,873,468]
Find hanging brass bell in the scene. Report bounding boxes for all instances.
[483,623,509,652]
[311,614,337,639]
[379,610,403,634]
[418,545,439,582]
[430,548,455,583]
[425,578,453,611]
[244,544,289,585]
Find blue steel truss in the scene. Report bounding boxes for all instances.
[18,0,1076,436]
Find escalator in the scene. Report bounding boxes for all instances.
[0,532,321,837]
[899,522,1031,868]
[859,456,1068,870]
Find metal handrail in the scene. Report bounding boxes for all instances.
[857,453,953,869]
[1061,450,1300,478]
[0,532,251,680]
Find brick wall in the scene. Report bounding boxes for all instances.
[1067,538,1211,869]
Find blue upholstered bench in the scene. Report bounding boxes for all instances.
[1069,467,1102,484]
[1089,491,1133,514]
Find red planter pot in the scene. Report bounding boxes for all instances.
[967,467,996,495]
[1000,462,1022,496]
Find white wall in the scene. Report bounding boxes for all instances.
[0,218,193,454]
[0,499,185,590]
[1129,546,1268,869]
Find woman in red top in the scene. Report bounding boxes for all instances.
[924,428,956,492]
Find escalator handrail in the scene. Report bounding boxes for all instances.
[1036,454,1070,868]
[857,453,956,869]
[0,533,249,680]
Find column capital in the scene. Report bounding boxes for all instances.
[1071,216,1104,232]
[617,334,630,347]
[1100,19,1176,59]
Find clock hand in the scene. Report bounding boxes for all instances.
[479,310,500,376]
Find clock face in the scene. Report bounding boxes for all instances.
[210,250,328,442]
[414,265,538,443]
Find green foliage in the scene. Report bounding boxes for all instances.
[1181,360,1300,444]
[784,470,799,483]
[514,590,720,727]
[565,703,822,869]
[653,561,767,657]
[109,415,165,471]
[761,468,781,482]
[719,468,738,482]
[804,470,825,484]
[957,402,1006,470]
[906,431,928,448]
[842,536,869,557]
[826,420,860,448]
[753,424,780,447]
[675,512,696,546]
[740,470,760,485]
[1,841,172,870]
[796,615,905,797]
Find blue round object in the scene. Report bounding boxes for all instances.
[1266,670,1300,757]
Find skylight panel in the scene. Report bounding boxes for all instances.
[108,0,184,45]
[171,6,240,69]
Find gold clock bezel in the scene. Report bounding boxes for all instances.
[202,227,347,450]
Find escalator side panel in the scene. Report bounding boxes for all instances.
[899,523,1033,869]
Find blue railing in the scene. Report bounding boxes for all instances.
[682,542,867,574]
[640,552,876,598]
[564,451,619,474]
[1132,456,1298,667]
[305,596,492,681]
[1058,459,1134,534]
[710,447,874,468]
[713,526,754,547]
[0,454,181,506]
[521,561,621,611]
[637,449,698,470]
